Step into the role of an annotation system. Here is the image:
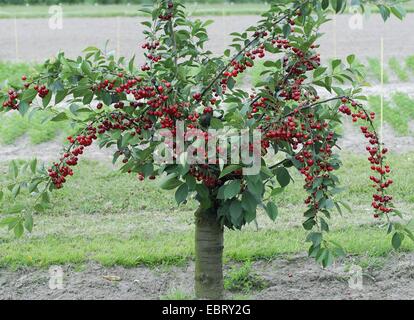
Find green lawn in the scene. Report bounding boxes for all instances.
[0,62,39,86]
[366,93,414,136]
[0,153,413,269]
[0,111,74,145]
[389,57,409,82]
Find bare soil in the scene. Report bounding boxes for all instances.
[1,253,414,300]
[1,117,413,164]
[0,135,115,162]
[0,14,413,62]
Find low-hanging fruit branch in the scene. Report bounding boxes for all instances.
[0,0,411,300]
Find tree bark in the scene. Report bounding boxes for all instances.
[194,207,224,299]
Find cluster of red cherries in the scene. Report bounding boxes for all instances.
[158,1,174,21]
[48,113,144,189]
[2,89,20,110]
[341,99,394,215]
[2,76,49,110]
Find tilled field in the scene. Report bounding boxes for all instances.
[0,14,413,62]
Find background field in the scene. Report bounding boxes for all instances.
[1,1,414,300]
[1,1,414,18]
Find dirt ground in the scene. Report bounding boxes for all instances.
[1,117,413,163]
[1,253,414,300]
[0,14,413,62]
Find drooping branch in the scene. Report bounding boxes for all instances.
[200,1,309,99]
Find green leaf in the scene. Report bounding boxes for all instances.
[69,103,80,116]
[21,89,37,103]
[323,250,334,268]
[14,221,24,238]
[392,232,403,249]
[55,89,68,105]
[247,176,263,199]
[83,46,99,53]
[275,167,291,188]
[303,217,316,230]
[50,112,69,122]
[331,59,341,70]
[263,61,276,68]
[72,86,90,98]
[282,23,291,38]
[81,60,92,76]
[378,5,390,21]
[265,201,278,221]
[337,201,352,213]
[195,183,209,199]
[229,199,243,226]
[219,165,241,179]
[24,214,33,233]
[34,203,45,213]
[346,54,355,65]
[160,173,183,190]
[102,92,112,106]
[28,180,42,193]
[8,204,24,214]
[270,187,284,197]
[18,101,30,116]
[128,55,135,73]
[224,180,241,199]
[241,190,257,215]
[210,117,224,129]
[30,159,37,174]
[313,67,327,79]
[390,5,406,20]
[42,90,52,107]
[307,232,323,246]
[41,191,50,205]
[175,183,188,205]
[9,160,18,179]
[0,216,19,227]
[12,184,21,199]
[227,77,235,90]
[260,166,273,178]
[83,91,94,105]
[331,0,343,13]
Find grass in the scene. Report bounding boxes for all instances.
[224,261,267,293]
[392,91,414,120]
[0,111,73,145]
[160,289,194,300]
[0,62,74,145]
[0,62,40,87]
[365,93,414,136]
[406,55,414,74]
[367,58,389,83]
[367,95,409,136]
[0,152,413,269]
[388,57,409,82]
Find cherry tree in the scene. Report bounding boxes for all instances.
[0,0,411,299]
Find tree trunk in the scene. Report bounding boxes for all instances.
[194,207,224,299]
